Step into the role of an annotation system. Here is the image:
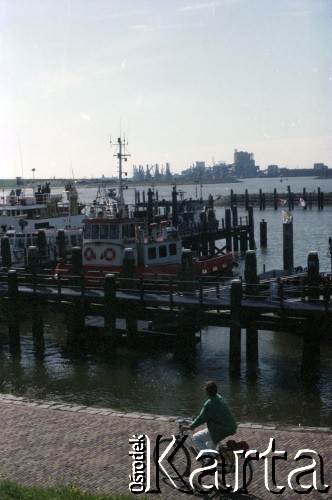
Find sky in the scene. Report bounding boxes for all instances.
[1,0,332,179]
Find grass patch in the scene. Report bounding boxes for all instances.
[0,480,134,499]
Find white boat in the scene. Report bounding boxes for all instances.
[3,227,83,268]
[0,182,85,234]
[78,137,234,280]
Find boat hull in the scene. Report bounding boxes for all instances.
[80,251,234,280]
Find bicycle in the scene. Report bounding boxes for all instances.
[153,419,254,497]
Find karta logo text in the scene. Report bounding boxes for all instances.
[128,435,329,495]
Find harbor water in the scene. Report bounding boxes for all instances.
[0,177,331,428]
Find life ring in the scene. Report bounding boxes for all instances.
[84,247,96,260]
[13,249,24,261]
[103,247,116,261]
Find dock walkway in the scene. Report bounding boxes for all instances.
[0,394,330,499]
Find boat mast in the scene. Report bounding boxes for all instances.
[112,136,130,215]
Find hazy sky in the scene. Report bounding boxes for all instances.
[1,0,331,179]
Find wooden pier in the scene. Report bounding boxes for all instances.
[214,186,329,210]
[0,249,329,379]
[134,184,331,214]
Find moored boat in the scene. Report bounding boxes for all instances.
[78,137,234,280]
[0,182,85,234]
[2,227,83,268]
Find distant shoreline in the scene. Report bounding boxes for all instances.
[1,175,331,190]
[0,178,242,189]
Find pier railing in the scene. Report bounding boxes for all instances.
[0,268,331,310]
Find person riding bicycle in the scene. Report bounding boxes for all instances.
[182,381,237,453]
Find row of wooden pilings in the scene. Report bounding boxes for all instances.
[229,186,325,210]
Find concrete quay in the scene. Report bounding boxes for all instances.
[0,393,330,499]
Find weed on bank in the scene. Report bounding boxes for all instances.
[0,480,134,500]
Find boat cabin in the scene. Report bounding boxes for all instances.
[82,217,183,270]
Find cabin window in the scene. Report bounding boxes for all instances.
[91,225,100,239]
[159,245,167,258]
[17,238,25,249]
[100,224,109,239]
[148,247,156,260]
[169,243,177,256]
[109,225,120,239]
[122,223,135,239]
[84,225,91,239]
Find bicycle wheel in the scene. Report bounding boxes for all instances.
[153,436,191,479]
[214,447,254,495]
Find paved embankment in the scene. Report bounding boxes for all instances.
[0,394,330,499]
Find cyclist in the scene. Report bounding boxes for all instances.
[182,381,237,456]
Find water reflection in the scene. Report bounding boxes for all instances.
[0,311,331,427]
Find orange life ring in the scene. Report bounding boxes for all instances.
[103,247,116,261]
[84,247,96,260]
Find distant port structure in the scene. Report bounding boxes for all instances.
[0,147,330,188]
[130,149,329,184]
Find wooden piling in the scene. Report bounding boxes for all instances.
[32,294,44,340]
[176,311,197,352]
[257,189,266,210]
[229,279,242,375]
[1,236,12,268]
[37,230,47,259]
[207,204,216,255]
[244,250,259,296]
[122,249,138,345]
[67,297,86,345]
[246,323,258,377]
[239,229,248,253]
[181,249,195,293]
[8,269,20,347]
[230,189,234,209]
[147,188,154,225]
[307,251,320,300]
[225,208,232,252]
[72,246,83,275]
[27,246,40,274]
[200,211,208,256]
[30,245,43,339]
[259,189,263,210]
[57,230,67,260]
[302,188,307,210]
[248,205,255,250]
[273,188,278,210]
[260,219,267,248]
[171,186,178,227]
[104,274,118,346]
[126,306,138,347]
[122,247,136,289]
[318,187,322,210]
[282,215,294,271]
[232,206,239,252]
[244,189,249,211]
[287,185,292,211]
[301,319,320,380]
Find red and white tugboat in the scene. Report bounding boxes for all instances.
[81,137,234,279]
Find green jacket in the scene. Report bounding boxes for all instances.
[190,394,237,444]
